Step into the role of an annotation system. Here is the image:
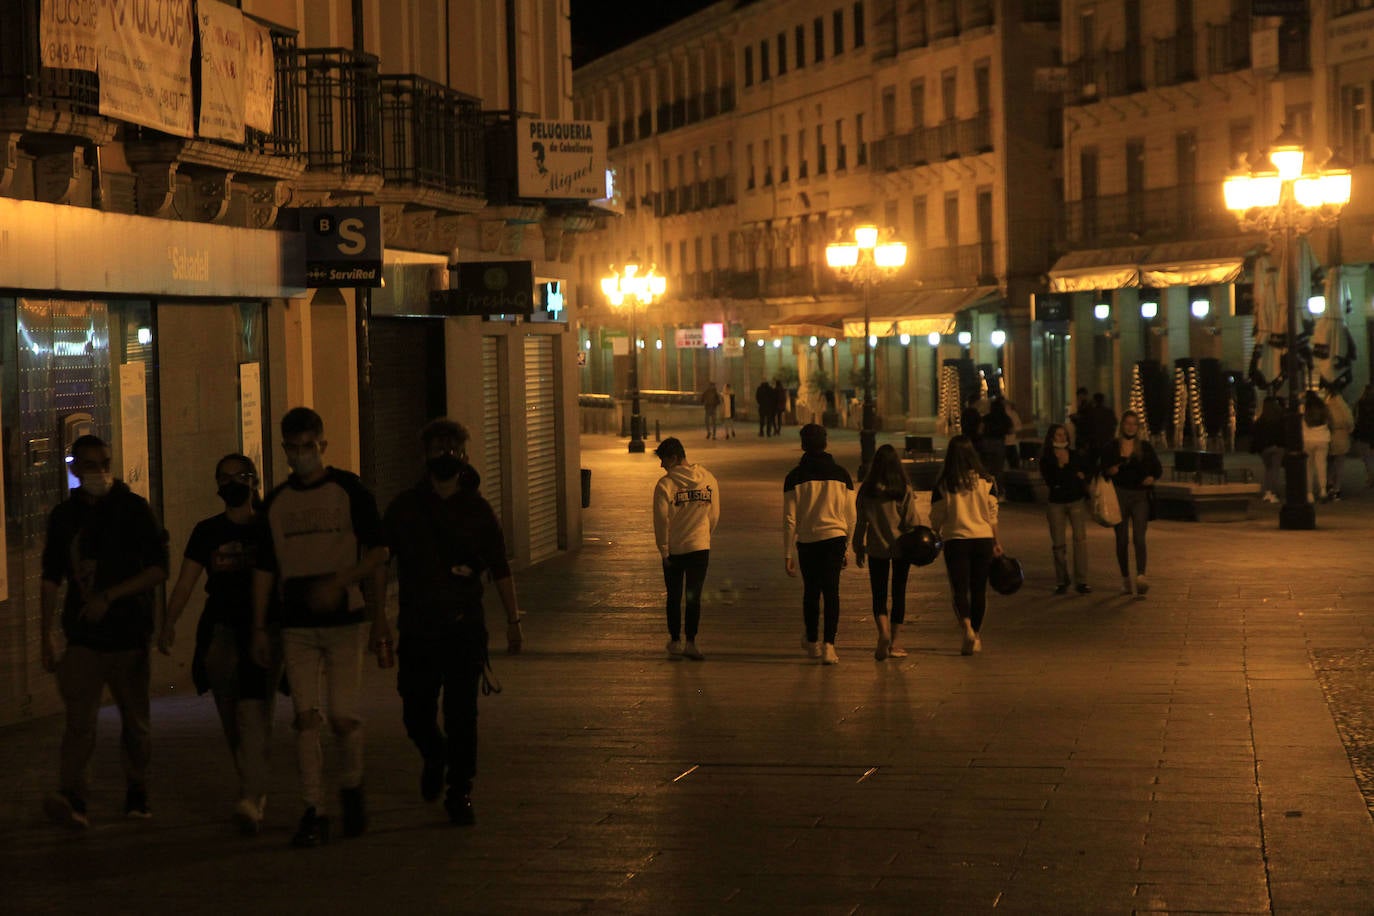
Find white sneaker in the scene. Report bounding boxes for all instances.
[666,639,683,657]
[821,643,840,665]
[234,797,262,835]
[1122,577,1134,595]
[683,641,705,661]
[1135,574,1149,596]
[801,634,821,658]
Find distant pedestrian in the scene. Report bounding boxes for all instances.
[756,380,776,437]
[1071,388,1095,460]
[1301,391,1331,503]
[772,380,787,434]
[383,418,523,827]
[252,407,392,847]
[930,435,1002,656]
[1003,400,1024,469]
[721,384,737,439]
[159,453,280,835]
[653,437,720,661]
[1326,389,1354,501]
[853,444,920,660]
[1100,411,1162,597]
[1250,397,1285,503]
[783,424,856,665]
[960,397,982,444]
[1039,424,1091,595]
[1354,384,1374,488]
[1089,393,1118,454]
[979,398,1013,477]
[40,434,170,828]
[701,381,722,440]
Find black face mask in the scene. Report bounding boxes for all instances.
[218,481,253,508]
[427,454,464,481]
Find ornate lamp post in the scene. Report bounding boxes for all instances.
[601,259,667,454]
[1223,127,1352,529]
[825,225,908,476]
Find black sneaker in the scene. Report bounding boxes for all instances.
[339,786,367,837]
[290,807,330,848]
[124,785,152,819]
[445,793,475,826]
[44,791,89,829]
[421,757,445,802]
[1076,584,1093,595]
[1054,583,1069,595]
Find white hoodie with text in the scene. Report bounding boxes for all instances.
[653,463,721,558]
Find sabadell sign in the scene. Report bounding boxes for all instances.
[517,117,607,200]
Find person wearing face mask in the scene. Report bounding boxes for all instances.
[159,454,281,834]
[39,435,170,828]
[1039,424,1092,595]
[1100,411,1162,597]
[252,407,391,847]
[382,418,523,827]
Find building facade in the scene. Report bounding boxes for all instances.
[0,0,589,725]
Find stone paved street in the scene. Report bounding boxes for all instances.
[4,430,1374,914]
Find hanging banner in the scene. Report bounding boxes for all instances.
[516,118,607,199]
[98,1,196,138]
[242,17,276,133]
[119,362,150,500]
[39,0,100,70]
[197,0,247,142]
[239,362,264,486]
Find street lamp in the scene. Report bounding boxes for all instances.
[601,258,667,454]
[1223,127,1352,529]
[826,224,908,475]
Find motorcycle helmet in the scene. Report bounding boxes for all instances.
[895,526,943,567]
[988,554,1024,595]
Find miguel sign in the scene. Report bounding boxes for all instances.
[516,118,607,200]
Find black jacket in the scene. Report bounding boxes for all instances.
[1100,439,1163,491]
[1250,414,1285,453]
[1039,449,1091,503]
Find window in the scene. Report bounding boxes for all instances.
[694,238,703,275]
[856,113,867,166]
[778,34,787,74]
[833,9,845,54]
[835,118,847,169]
[796,25,806,67]
[664,244,673,272]
[941,68,957,122]
[761,41,771,80]
[881,86,897,135]
[974,61,990,114]
[910,78,925,128]
[798,128,808,178]
[817,123,828,173]
[911,195,928,250]
[854,2,865,47]
[679,241,687,275]
[884,200,898,231]
[763,138,773,184]
[814,16,825,62]
[710,235,720,270]
[744,46,754,86]
[1286,103,1313,145]
[780,134,790,181]
[943,191,959,245]
[1228,118,1252,168]
[746,143,756,189]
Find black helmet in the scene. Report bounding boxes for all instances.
[895,526,942,567]
[988,554,1024,595]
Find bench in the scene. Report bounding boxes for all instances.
[1153,481,1261,522]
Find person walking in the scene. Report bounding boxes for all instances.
[652,437,720,660]
[783,424,856,665]
[978,398,1012,479]
[1354,384,1374,488]
[772,380,788,435]
[721,383,737,438]
[1089,393,1118,455]
[1250,397,1286,503]
[756,379,775,437]
[1100,411,1162,597]
[382,418,523,827]
[929,435,1002,656]
[1003,400,1024,469]
[1039,424,1091,595]
[1301,390,1331,503]
[701,381,722,440]
[251,407,392,848]
[853,444,920,660]
[40,434,170,828]
[1326,389,1354,501]
[159,453,281,834]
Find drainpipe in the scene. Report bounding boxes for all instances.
[352,0,375,483]
[506,0,518,112]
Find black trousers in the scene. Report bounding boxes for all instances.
[397,630,484,794]
[942,537,995,632]
[663,549,709,641]
[797,537,847,644]
[868,556,912,624]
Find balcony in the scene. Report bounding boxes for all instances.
[1069,45,1145,104]
[290,47,382,183]
[762,265,817,298]
[1207,18,1251,75]
[1061,183,1236,248]
[377,75,483,205]
[0,0,103,131]
[869,113,991,170]
[1153,32,1197,86]
[916,244,999,287]
[710,176,735,206]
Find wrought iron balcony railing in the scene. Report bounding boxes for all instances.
[378,74,483,197]
[1207,17,1251,75]
[1061,182,1236,247]
[915,243,999,287]
[868,113,992,171]
[288,47,382,176]
[0,0,99,117]
[1153,32,1197,87]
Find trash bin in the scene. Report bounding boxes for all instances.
[580,468,592,508]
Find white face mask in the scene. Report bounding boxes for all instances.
[81,472,114,497]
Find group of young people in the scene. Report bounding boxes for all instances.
[40,408,522,846]
[1253,385,1374,505]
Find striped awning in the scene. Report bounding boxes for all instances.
[842,286,999,338]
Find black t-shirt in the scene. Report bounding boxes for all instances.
[184,513,261,630]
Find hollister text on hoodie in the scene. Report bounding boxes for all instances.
[654,463,721,558]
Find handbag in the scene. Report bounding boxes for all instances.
[1089,475,1122,527]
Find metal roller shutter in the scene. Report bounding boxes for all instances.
[481,336,505,533]
[365,319,445,513]
[524,335,561,563]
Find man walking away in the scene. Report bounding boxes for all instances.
[756,380,775,437]
[721,384,737,438]
[701,381,722,439]
[383,419,523,827]
[41,435,169,827]
[653,438,720,660]
[252,407,392,847]
[783,424,856,665]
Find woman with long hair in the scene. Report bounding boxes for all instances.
[1250,397,1285,503]
[930,436,1002,655]
[1039,423,1092,594]
[1302,389,1332,502]
[853,444,921,660]
[1100,411,1162,597]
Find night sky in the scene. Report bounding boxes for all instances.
[571,0,725,67]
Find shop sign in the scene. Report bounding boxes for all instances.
[119,362,150,500]
[516,118,607,199]
[675,328,706,349]
[239,363,264,487]
[301,207,383,287]
[1033,294,1070,322]
[434,261,535,316]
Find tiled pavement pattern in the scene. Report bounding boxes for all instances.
[4,431,1374,914]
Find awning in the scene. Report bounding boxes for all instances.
[767,311,848,338]
[1138,237,1263,287]
[842,286,999,338]
[1047,246,1151,292]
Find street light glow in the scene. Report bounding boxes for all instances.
[1307,295,1326,314]
[1140,300,1159,319]
[927,332,941,347]
[1093,303,1110,320]
[809,335,818,346]
[825,244,859,268]
[1191,299,1210,319]
[854,225,879,249]
[957,330,972,346]
[899,333,911,346]
[873,242,908,269]
[990,328,1006,348]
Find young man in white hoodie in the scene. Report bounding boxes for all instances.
[653,438,720,660]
